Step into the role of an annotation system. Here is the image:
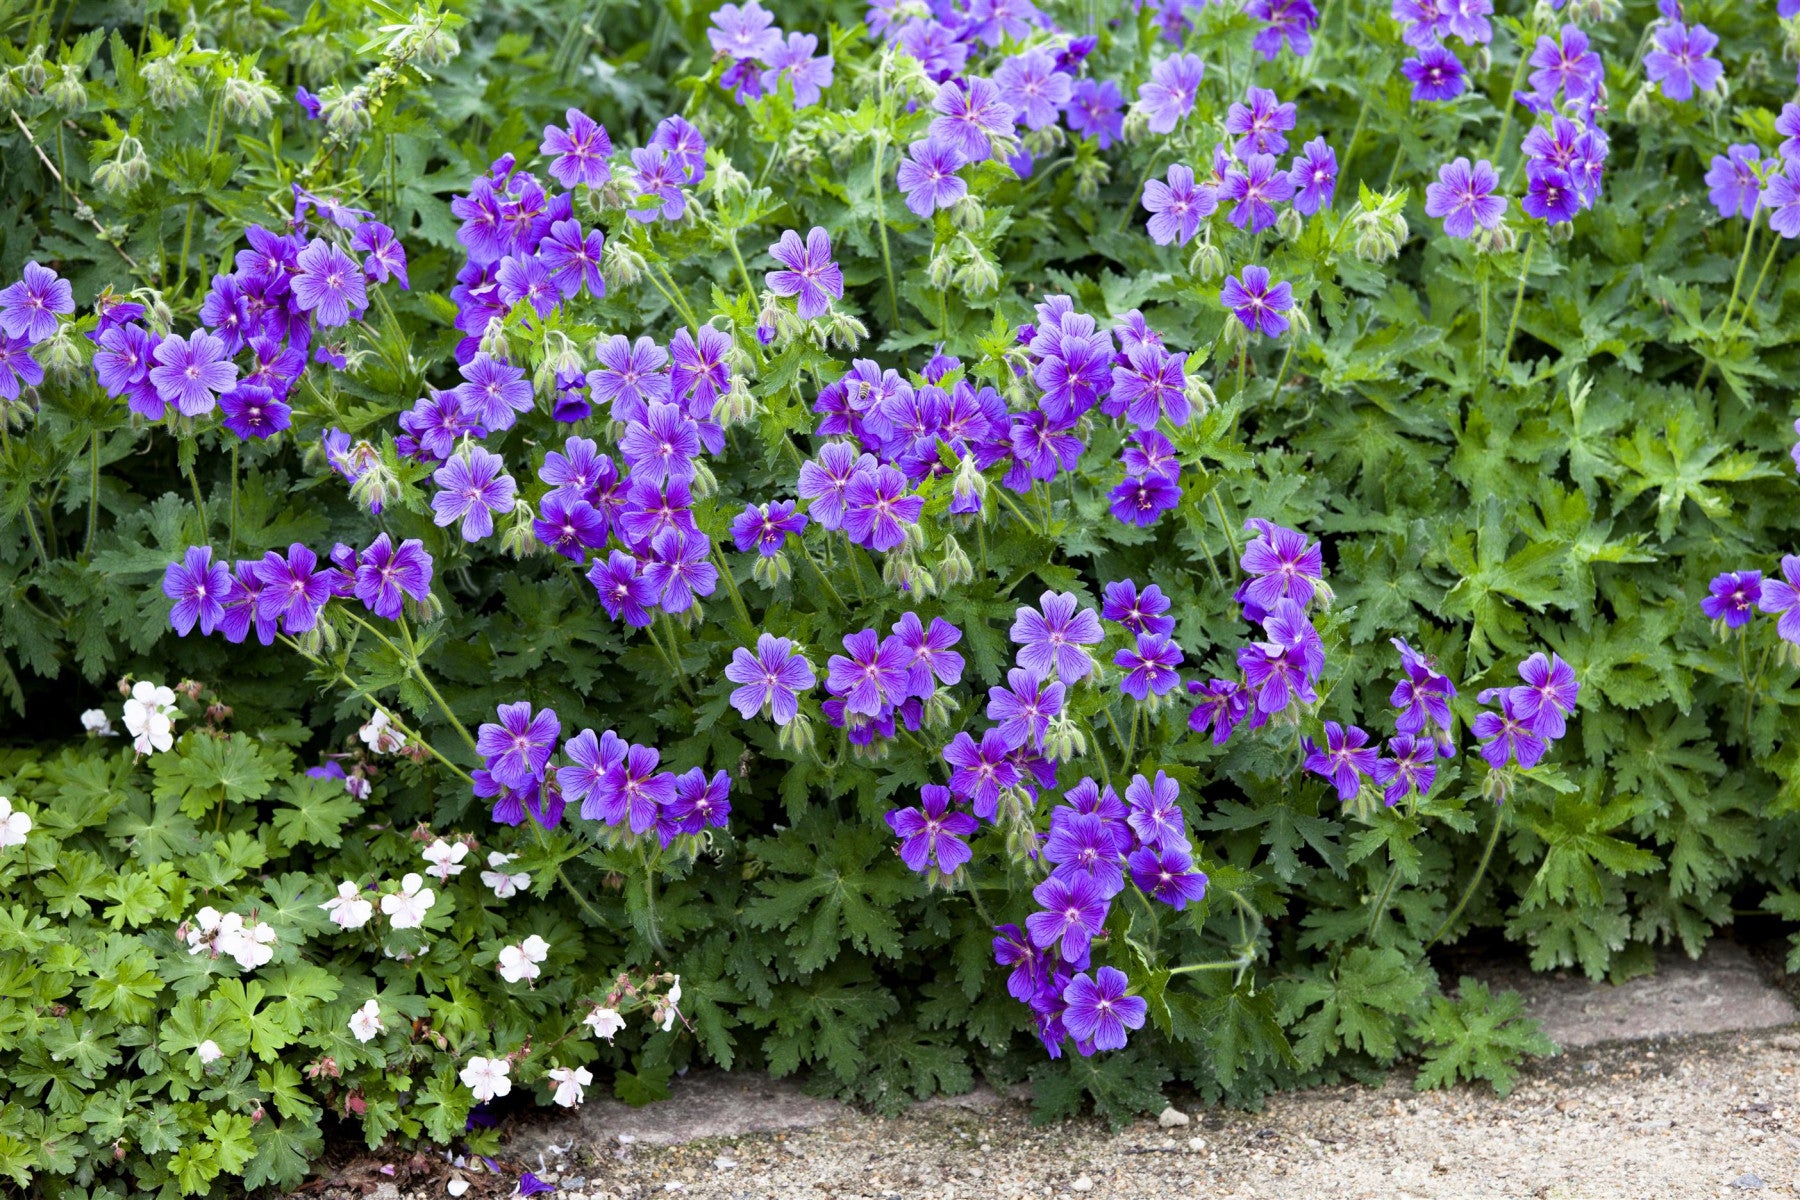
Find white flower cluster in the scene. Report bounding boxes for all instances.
[497,934,549,984]
[359,709,406,754]
[320,873,439,930]
[122,681,179,755]
[0,796,30,850]
[184,907,278,970]
[421,837,468,883]
[460,1055,511,1102]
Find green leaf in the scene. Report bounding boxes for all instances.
[1413,978,1556,1097]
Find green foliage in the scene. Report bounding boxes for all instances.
[1413,978,1557,1097]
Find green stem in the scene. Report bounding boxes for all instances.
[1739,625,1755,736]
[1487,40,1533,165]
[637,844,667,952]
[870,132,901,330]
[652,261,702,332]
[1720,231,1782,343]
[1168,954,1254,976]
[227,442,238,558]
[1479,269,1491,382]
[1269,340,1297,398]
[1498,233,1536,367]
[1122,706,1140,776]
[83,432,100,558]
[711,545,753,630]
[725,228,761,314]
[1209,488,1242,566]
[643,619,689,692]
[1339,97,1371,183]
[1365,856,1402,941]
[799,541,847,612]
[1425,803,1506,949]
[393,614,480,758]
[659,610,698,697]
[994,484,1046,538]
[1711,207,1761,337]
[841,535,870,602]
[185,464,208,541]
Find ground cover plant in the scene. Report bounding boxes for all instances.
[2,0,1800,1194]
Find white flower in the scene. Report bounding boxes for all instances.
[496,934,550,984]
[345,774,371,801]
[123,681,179,756]
[546,1064,592,1108]
[196,1039,223,1064]
[359,709,406,754]
[381,873,436,929]
[320,881,375,929]
[658,975,683,1032]
[459,1055,511,1102]
[0,797,30,850]
[220,914,278,971]
[480,851,531,899]
[80,708,116,736]
[348,999,384,1044]
[184,906,229,955]
[422,838,469,883]
[584,1005,626,1042]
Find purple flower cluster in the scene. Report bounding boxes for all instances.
[1704,557,1800,646]
[998,770,1202,1057]
[709,1,834,106]
[1642,11,1723,103]
[162,534,433,642]
[0,261,73,400]
[827,612,964,747]
[1391,0,1492,102]
[1472,653,1580,774]
[476,703,732,841]
[1306,639,1459,808]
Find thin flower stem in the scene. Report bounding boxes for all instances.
[1720,232,1782,343]
[83,432,101,558]
[658,610,699,699]
[799,541,847,612]
[1499,233,1536,366]
[1122,706,1140,776]
[1209,488,1242,566]
[725,227,760,313]
[1080,716,1113,790]
[1739,626,1755,735]
[710,544,754,630]
[1479,269,1491,381]
[643,619,688,692]
[227,442,239,558]
[1711,207,1761,336]
[1114,162,1157,235]
[841,534,870,602]
[1487,40,1534,165]
[636,843,667,952]
[1425,803,1507,949]
[962,872,998,930]
[1339,96,1372,183]
[1168,953,1254,976]
[653,261,703,332]
[1364,854,1403,941]
[527,821,611,928]
[393,613,481,758]
[1270,339,1297,398]
[1102,707,1130,780]
[7,108,138,268]
[185,465,209,541]
[994,484,1046,538]
[870,131,901,330]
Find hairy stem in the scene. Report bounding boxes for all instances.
[1426,804,1507,949]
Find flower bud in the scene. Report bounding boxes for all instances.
[38,327,83,383]
[718,373,760,427]
[324,87,373,135]
[1473,220,1518,255]
[1624,83,1656,127]
[45,64,87,113]
[0,70,25,107]
[416,24,461,66]
[1190,241,1225,282]
[826,310,867,350]
[954,254,999,297]
[939,534,974,587]
[142,57,200,111]
[479,316,511,361]
[951,454,988,513]
[752,552,793,588]
[500,500,541,559]
[1276,206,1304,241]
[1042,714,1085,762]
[778,711,816,757]
[1482,766,1515,806]
[222,71,279,125]
[689,459,718,500]
[348,455,398,515]
[949,194,985,231]
[602,239,646,286]
[1073,156,1111,203]
[926,248,957,290]
[1185,374,1217,416]
[708,155,752,203]
[21,47,46,91]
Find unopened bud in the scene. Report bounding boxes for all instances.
[221,72,279,125]
[939,534,974,587]
[777,711,816,757]
[1190,241,1225,282]
[1276,206,1304,241]
[141,57,199,111]
[499,500,540,559]
[752,552,793,588]
[949,194,985,231]
[46,64,87,113]
[602,239,646,286]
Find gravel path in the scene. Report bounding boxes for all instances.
[524,1031,1800,1200]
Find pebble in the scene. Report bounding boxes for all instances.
[714,1155,737,1170]
[1157,1107,1190,1129]
[1071,1174,1094,1192]
[1188,1137,1208,1153]
[782,1142,806,1159]
[1772,1035,1800,1052]
[1729,1173,1766,1190]
[445,1181,469,1198]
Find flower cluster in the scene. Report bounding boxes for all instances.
[826,612,964,748]
[182,906,279,970]
[0,260,71,400]
[0,795,32,851]
[1472,652,1581,792]
[708,1,834,107]
[121,679,181,756]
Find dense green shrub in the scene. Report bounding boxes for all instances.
[2,0,1799,1194]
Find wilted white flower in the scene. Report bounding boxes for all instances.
[459,1055,511,1102]
[196,1039,224,1065]
[321,881,375,929]
[345,774,371,801]
[359,709,406,754]
[348,998,384,1044]
[381,873,436,929]
[421,838,469,883]
[547,1064,593,1108]
[123,680,179,755]
[497,934,549,984]
[0,796,29,850]
[480,851,530,899]
[80,708,116,736]
[584,1005,626,1042]
[657,975,683,1032]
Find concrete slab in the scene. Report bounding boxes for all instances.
[1472,940,1797,1050]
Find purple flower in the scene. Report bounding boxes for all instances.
[1222,153,1296,233]
[478,702,562,789]
[726,633,816,723]
[295,86,322,119]
[149,329,238,417]
[1128,843,1208,910]
[93,322,155,401]
[891,612,964,698]
[540,436,610,506]
[1060,966,1146,1052]
[1065,78,1124,149]
[253,543,334,634]
[1706,145,1769,221]
[843,463,923,552]
[1472,694,1547,771]
[1026,871,1108,963]
[943,729,1021,819]
[535,219,606,301]
[495,254,559,319]
[593,742,677,834]
[662,767,732,840]
[1045,810,1125,897]
[1247,0,1319,59]
[1643,21,1723,102]
[164,546,232,636]
[1115,635,1184,701]
[218,384,292,440]
[1702,570,1762,630]
[587,334,672,419]
[1777,103,1800,164]
[1763,555,1800,643]
[621,401,701,488]
[710,0,783,60]
[760,32,834,107]
[1187,678,1249,745]
[0,261,72,345]
[766,227,844,320]
[1107,343,1188,429]
[629,147,688,223]
[1390,638,1457,743]
[1523,165,1579,224]
[886,784,979,874]
[587,550,657,627]
[993,923,1044,1003]
[1220,266,1293,338]
[1012,591,1104,683]
[540,108,614,189]
[291,239,368,327]
[1424,157,1508,238]
[797,442,873,531]
[1224,87,1297,157]
[1373,735,1438,806]
[643,527,718,613]
[670,325,731,410]
[1239,519,1324,612]
[1287,137,1338,215]
[1124,771,1185,851]
[455,352,534,432]
[354,533,433,620]
[431,447,517,542]
[895,19,970,83]
[1768,167,1800,240]
[994,47,1071,131]
[1402,44,1466,102]
[1103,580,1175,638]
[1109,473,1183,527]
[1137,53,1205,135]
[1142,164,1216,247]
[986,668,1065,751]
[1529,25,1603,104]
[1303,721,1379,802]
[895,138,969,218]
[731,500,808,556]
[533,493,607,560]
[827,628,912,717]
[931,76,1016,162]
[1509,651,1580,739]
